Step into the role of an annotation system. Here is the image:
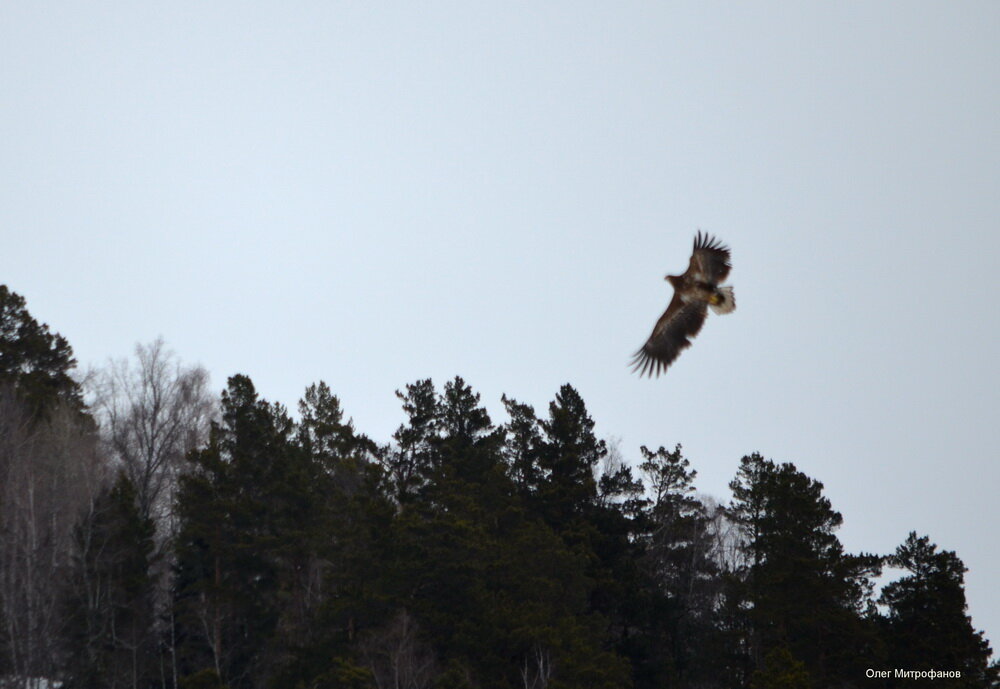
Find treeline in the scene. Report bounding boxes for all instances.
[0,284,997,689]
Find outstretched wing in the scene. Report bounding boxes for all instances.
[685,231,731,285]
[630,294,709,378]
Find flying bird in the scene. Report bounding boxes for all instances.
[631,231,736,377]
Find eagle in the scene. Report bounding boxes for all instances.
[631,231,735,377]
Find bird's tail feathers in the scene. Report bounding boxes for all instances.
[710,286,736,314]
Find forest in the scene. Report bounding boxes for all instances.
[1,283,997,689]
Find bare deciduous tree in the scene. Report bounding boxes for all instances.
[0,386,105,680]
[704,496,745,574]
[520,644,553,689]
[87,339,215,688]
[89,338,215,534]
[360,609,439,689]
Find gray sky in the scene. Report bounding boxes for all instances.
[3,1,998,655]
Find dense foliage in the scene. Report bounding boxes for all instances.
[1,285,997,688]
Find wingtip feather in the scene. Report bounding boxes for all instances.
[694,231,729,254]
[629,349,654,378]
[630,348,670,378]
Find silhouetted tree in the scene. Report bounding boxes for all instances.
[174,375,299,688]
[501,394,545,499]
[635,444,720,687]
[879,532,998,687]
[62,473,158,689]
[726,453,882,688]
[535,384,604,531]
[5,286,998,689]
[0,287,103,679]
[0,284,85,419]
[382,379,440,505]
[750,646,812,689]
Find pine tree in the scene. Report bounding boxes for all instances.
[62,473,158,689]
[266,382,386,688]
[500,394,545,498]
[634,444,719,688]
[0,287,101,679]
[382,378,440,505]
[376,377,508,684]
[879,533,998,687]
[530,385,637,688]
[640,445,714,603]
[535,384,604,530]
[0,284,85,419]
[174,375,305,688]
[298,381,376,468]
[750,647,813,689]
[365,379,634,688]
[726,453,882,688]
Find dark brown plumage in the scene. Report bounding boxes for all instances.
[631,231,735,377]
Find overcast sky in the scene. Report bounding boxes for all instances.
[3,0,998,656]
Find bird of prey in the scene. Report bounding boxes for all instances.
[631,231,735,377]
